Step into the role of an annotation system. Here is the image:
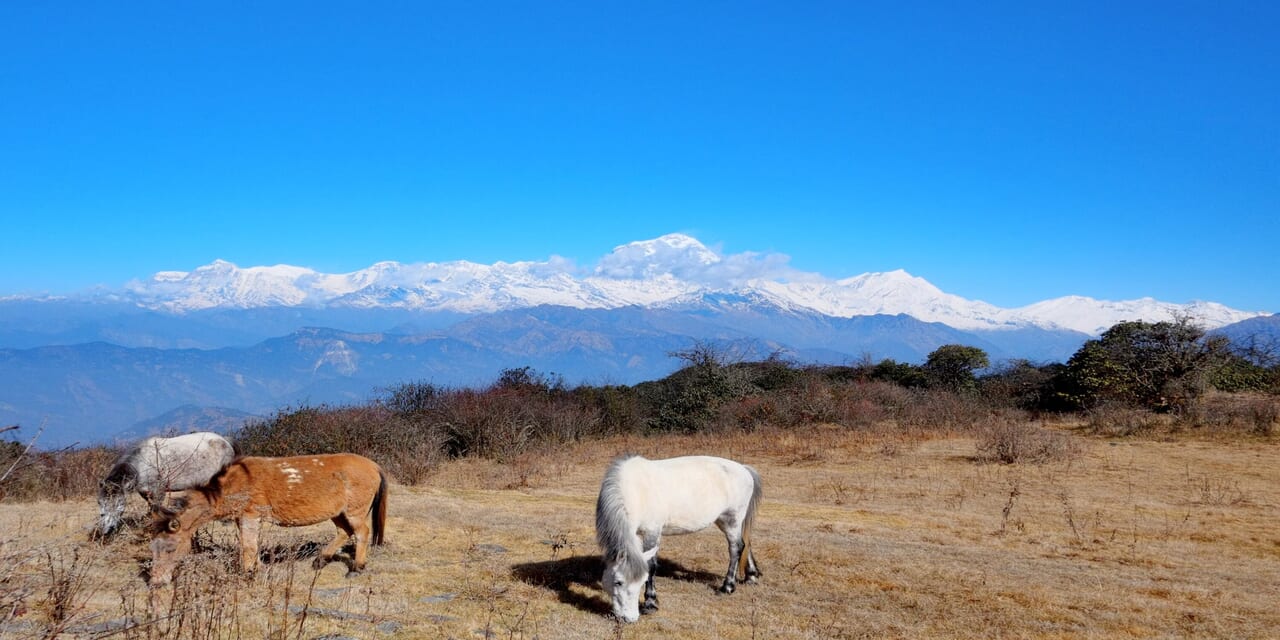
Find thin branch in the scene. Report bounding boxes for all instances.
[0,419,46,484]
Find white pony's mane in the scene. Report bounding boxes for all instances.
[595,454,648,582]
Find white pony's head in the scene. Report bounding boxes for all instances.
[603,546,656,623]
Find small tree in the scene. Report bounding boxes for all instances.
[1060,317,1229,411]
[494,366,565,395]
[869,359,927,388]
[643,341,749,432]
[979,360,1069,411]
[923,345,989,392]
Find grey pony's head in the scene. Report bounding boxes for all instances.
[94,460,137,539]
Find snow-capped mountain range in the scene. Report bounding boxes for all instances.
[114,234,1265,336]
[3,233,1275,445]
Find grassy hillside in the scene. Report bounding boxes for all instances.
[2,424,1278,639]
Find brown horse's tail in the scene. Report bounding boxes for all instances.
[371,469,388,546]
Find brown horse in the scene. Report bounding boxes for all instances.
[148,453,388,587]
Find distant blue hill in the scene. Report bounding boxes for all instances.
[0,298,1171,447]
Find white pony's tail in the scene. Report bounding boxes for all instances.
[595,456,648,581]
[739,464,763,573]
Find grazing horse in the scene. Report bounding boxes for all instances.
[595,454,763,622]
[147,453,388,587]
[95,432,238,538]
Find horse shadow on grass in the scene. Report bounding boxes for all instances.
[136,534,341,583]
[511,555,721,615]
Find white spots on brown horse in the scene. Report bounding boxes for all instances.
[277,463,305,485]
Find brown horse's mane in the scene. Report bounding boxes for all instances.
[147,456,244,533]
[196,455,243,502]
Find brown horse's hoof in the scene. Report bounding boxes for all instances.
[344,569,362,579]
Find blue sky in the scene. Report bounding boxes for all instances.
[2,1,1276,310]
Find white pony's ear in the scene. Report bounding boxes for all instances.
[642,546,658,562]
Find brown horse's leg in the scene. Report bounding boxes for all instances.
[349,512,372,574]
[315,515,355,571]
[238,516,262,575]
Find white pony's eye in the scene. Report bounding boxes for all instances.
[614,580,624,587]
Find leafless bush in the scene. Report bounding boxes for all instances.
[783,375,841,424]
[711,395,779,432]
[898,388,995,432]
[1085,403,1164,437]
[975,421,1082,464]
[438,390,536,461]
[112,536,323,640]
[1188,474,1250,506]
[534,395,606,445]
[830,380,911,429]
[373,417,449,486]
[0,543,112,637]
[1179,392,1279,437]
[0,445,118,502]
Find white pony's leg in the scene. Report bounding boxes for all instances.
[743,543,762,582]
[716,513,746,594]
[641,534,660,613]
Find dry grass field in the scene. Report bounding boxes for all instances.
[2,423,1278,639]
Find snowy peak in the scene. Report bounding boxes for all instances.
[126,261,331,310]
[1016,296,1263,335]
[594,233,721,280]
[751,269,1019,331]
[103,234,1270,334]
[837,269,939,293]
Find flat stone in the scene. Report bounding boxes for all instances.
[67,617,137,634]
[419,593,457,604]
[313,587,354,598]
[287,605,374,622]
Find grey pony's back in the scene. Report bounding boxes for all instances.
[133,432,237,496]
[95,432,237,538]
[596,454,648,582]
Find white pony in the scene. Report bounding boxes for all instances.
[95,432,238,538]
[595,454,763,622]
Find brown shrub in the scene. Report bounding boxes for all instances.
[236,404,450,483]
[0,446,118,502]
[975,421,1083,464]
[830,381,911,429]
[1084,403,1165,437]
[897,388,998,432]
[1180,392,1279,437]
